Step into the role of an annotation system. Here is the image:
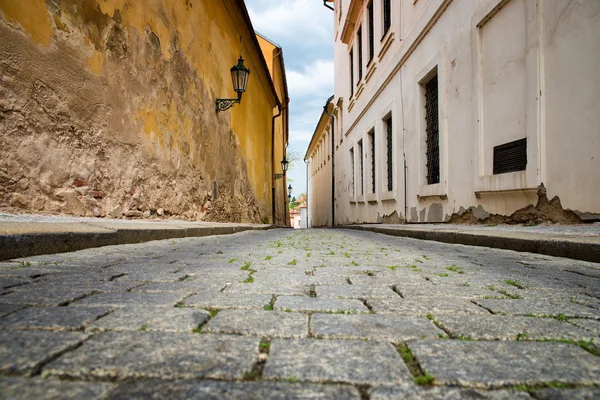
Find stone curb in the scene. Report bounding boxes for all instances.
[341,225,600,263]
[0,223,276,261]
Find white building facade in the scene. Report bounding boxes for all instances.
[308,0,600,225]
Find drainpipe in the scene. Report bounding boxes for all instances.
[305,159,309,228]
[272,48,290,226]
[323,1,334,11]
[271,104,282,225]
[399,66,408,223]
[323,99,335,227]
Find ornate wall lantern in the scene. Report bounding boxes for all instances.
[216,56,251,112]
[275,157,289,180]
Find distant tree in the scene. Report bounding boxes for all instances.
[285,150,302,184]
[296,193,306,204]
[288,196,298,210]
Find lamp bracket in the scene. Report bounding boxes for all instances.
[275,173,285,180]
[216,92,243,113]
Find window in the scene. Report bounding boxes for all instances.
[368,130,375,193]
[367,1,374,63]
[349,49,354,98]
[382,0,391,37]
[357,26,363,82]
[385,116,393,191]
[493,138,527,174]
[358,140,364,196]
[350,148,355,196]
[425,74,440,185]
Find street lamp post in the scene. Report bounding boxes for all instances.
[216,57,251,112]
[275,157,289,180]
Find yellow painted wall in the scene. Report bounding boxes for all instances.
[0,0,280,221]
[257,34,290,225]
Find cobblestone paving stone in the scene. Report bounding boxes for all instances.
[0,306,113,331]
[0,228,599,398]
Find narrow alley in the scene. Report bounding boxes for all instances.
[1,229,599,398]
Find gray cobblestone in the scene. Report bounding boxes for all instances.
[474,299,600,319]
[434,314,595,340]
[274,296,369,313]
[202,309,308,338]
[87,307,210,332]
[184,292,272,310]
[44,332,259,380]
[263,339,412,384]
[70,292,185,307]
[367,296,488,315]
[0,376,111,399]
[411,340,600,387]
[370,385,532,399]
[0,228,598,398]
[0,306,113,331]
[0,330,88,375]
[106,380,360,399]
[311,314,443,341]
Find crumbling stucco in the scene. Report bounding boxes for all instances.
[381,210,405,224]
[0,1,270,223]
[449,184,581,225]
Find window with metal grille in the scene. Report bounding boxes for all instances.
[386,116,393,191]
[357,27,363,82]
[425,74,440,185]
[350,148,355,196]
[493,138,527,174]
[349,49,354,98]
[368,1,374,63]
[358,140,364,196]
[382,0,391,38]
[368,130,375,193]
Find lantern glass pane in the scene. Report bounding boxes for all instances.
[239,71,248,92]
[231,70,240,92]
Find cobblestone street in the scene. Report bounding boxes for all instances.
[1,228,599,399]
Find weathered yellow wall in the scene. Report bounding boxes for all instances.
[257,34,290,225]
[0,0,278,222]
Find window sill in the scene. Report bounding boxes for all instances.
[475,170,534,194]
[418,183,446,200]
[475,187,537,200]
[381,190,396,201]
[355,81,365,99]
[365,61,377,84]
[366,193,377,203]
[378,31,394,61]
[348,97,356,112]
[356,195,366,203]
[350,197,357,204]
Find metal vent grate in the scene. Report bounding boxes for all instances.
[493,138,527,174]
[386,117,393,191]
[350,148,355,195]
[370,131,375,193]
[357,27,363,82]
[368,1,374,62]
[358,140,364,196]
[425,75,440,185]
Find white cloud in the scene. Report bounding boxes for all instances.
[247,0,332,42]
[289,129,314,144]
[287,59,334,98]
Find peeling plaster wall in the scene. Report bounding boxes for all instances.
[0,0,278,222]
[257,34,290,226]
[331,0,600,224]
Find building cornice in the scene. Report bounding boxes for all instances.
[340,0,364,44]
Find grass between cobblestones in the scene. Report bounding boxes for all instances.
[395,343,435,385]
[244,339,271,381]
[512,382,575,393]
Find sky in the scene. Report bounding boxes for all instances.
[245,0,334,199]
